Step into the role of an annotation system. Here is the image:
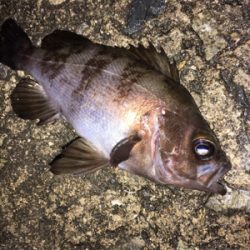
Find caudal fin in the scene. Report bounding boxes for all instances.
[0,18,33,70]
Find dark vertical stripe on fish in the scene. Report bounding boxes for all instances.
[71,50,112,102]
[40,48,70,80]
[71,53,111,106]
[114,61,145,101]
[40,45,89,81]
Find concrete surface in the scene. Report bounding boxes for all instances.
[0,0,249,249]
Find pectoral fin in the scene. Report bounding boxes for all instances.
[110,134,142,166]
[50,138,110,175]
[10,78,59,125]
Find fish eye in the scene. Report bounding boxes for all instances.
[193,139,215,160]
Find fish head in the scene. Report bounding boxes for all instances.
[146,107,231,195]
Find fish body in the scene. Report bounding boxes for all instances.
[25,45,161,155]
[0,19,231,194]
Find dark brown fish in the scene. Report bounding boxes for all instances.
[0,19,231,194]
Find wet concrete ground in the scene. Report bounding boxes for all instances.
[0,0,249,249]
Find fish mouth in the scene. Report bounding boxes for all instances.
[204,162,231,195]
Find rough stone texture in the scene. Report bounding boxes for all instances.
[0,0,249,249]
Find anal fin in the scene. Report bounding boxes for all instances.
[10,78,59,125]
[50,138,110,175]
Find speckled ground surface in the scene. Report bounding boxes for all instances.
[0,0,249,249]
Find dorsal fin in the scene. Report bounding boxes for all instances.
[41,30,92,50]
[128,44,180,83]
[41,29,179,82]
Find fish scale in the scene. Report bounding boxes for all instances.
[31,53,137,154]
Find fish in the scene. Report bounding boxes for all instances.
[0,18,231,194]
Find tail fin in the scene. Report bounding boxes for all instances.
[0,18,33,70]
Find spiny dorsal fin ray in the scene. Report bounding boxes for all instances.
[10,78,59,125]
[41,30,92,50]
[127,43,180,83]
[50,138,110,175]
